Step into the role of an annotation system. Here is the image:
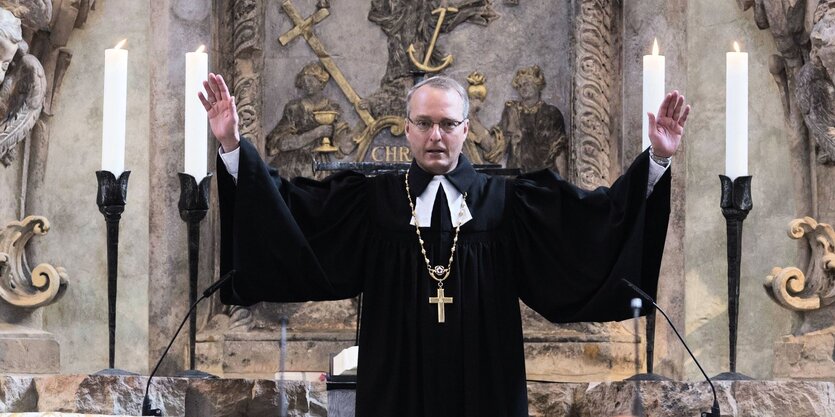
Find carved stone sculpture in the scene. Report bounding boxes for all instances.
[265,61,349,178]
[799,2,835,164]
[462,71,504,165]
[741,0,835,380]
[766,217,835,314]
[499,65,567,174]
[0,7,45,168]
[0,1,93,219]
[765,217,835,379]
[364,0,497,118]
[0,215,67,308]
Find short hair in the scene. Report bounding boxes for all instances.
[511,65,545,90]
[295,61,330,89]
[0,9,22,45]
[405,75,469,120]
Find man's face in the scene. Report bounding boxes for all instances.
[405,86,469,175]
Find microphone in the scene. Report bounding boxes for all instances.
[630,298,642,376]
[621,279,720,417]
[141,270,236,416]
[628,298,645,417]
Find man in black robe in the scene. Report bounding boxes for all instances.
[199,73,690,417]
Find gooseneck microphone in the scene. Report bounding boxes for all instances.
[621,279,720,417]
[141,270,236,416]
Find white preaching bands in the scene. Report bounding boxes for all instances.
[218,146,670,227]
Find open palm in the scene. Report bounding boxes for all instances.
[199,73,240,152]
[648,90,690,158]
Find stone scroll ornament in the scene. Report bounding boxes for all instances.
[0,216,68,308]
[765,217,835,311]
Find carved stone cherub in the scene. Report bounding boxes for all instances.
[0,7,46,167]
[498,65,567,174]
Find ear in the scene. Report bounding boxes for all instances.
[462,119,469,137]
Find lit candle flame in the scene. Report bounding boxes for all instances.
[733,41,740,53]
[114,39,127,50]
[652,38,659,56]
[195,45,206,54]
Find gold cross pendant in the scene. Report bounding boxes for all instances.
[429,287,453,323]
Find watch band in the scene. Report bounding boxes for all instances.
[649,147,672,167]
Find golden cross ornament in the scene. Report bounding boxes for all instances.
[429,287,453,323]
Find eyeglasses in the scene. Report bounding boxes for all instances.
[406,117,465,133]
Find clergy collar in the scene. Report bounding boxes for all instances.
[406,154,477,198]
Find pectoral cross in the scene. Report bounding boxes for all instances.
[429,287,453,323]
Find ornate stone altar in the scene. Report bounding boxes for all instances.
[199,0,655,382]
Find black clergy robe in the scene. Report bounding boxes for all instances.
[217,139,671,417]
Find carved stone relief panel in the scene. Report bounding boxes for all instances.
[205,0,627,380]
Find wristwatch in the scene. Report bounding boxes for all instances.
[649,147,672,167]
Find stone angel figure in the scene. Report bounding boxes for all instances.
[0,7,46,167]
[796,2,835,165]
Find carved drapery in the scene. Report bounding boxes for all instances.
[766,217,835,311]
[572,0,613,190]
[0,215,67,308]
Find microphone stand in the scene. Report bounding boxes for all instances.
[622,279,720,417]
[141,270,234,416]
[629,298,646,417]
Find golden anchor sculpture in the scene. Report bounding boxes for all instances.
[408,5,459,73]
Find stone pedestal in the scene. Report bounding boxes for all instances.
[772,328,835,380]
[0,324,60,374]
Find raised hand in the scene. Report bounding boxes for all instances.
[647,90,691,158]
[198,73,240,152]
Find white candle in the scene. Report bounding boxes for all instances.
[184,45,208,180]
[726,41,748,179]
[101,39,128,175]
[642,38,665,151]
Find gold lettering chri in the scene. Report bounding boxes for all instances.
[371,146,412,162]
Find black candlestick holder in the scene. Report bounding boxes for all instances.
[95,170,131,372]
[714,174,753,381]
[177,172,212,374]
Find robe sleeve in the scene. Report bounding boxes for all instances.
[510,149,671,323]
[217,139,368,306]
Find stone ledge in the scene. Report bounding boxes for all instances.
[1,375,833,416]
